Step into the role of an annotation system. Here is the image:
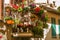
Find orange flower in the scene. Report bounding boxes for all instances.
[6,20,14,24]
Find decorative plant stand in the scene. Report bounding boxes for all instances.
[12,32,33,37]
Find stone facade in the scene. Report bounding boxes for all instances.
[45,11,60,40]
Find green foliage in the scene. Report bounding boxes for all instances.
[5,3,48,37]
[38,10,44,16]
[14,18,20,24]
[32,26,43,37]
[23,7,29,12]
[4,17,13,20]
[57,6,60,12]
[43,23,48,28]
[32,20,43,37]
[44,15,48,22]
[18,7,23,12]
[37,20,43,28]
[11,8,17,12]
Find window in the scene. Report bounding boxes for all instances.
[58,19,60,38]
[51,18,56,38]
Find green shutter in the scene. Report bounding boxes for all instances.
[59,25,60,37]
[51,18,56,38]
[58,19,60,37]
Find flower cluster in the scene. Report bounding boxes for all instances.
[5,3,48,37]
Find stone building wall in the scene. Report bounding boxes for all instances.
[45,11,60,40]
[0,0,2,20]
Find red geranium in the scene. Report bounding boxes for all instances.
[22,4,24,8]
[11,4,19,10]
[34,7,41,13]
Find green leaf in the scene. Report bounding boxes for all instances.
[38,10,44,16]
[4,17,12,20]
[18,7,23,12]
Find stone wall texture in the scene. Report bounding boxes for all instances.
[0,0,2,20]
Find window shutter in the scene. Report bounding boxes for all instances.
[58,19,60,38]
[51,18,56,38]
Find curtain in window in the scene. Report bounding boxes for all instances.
[51,18,56,38]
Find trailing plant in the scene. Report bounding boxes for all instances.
[32,26,43,37]
[43,23,48,28]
